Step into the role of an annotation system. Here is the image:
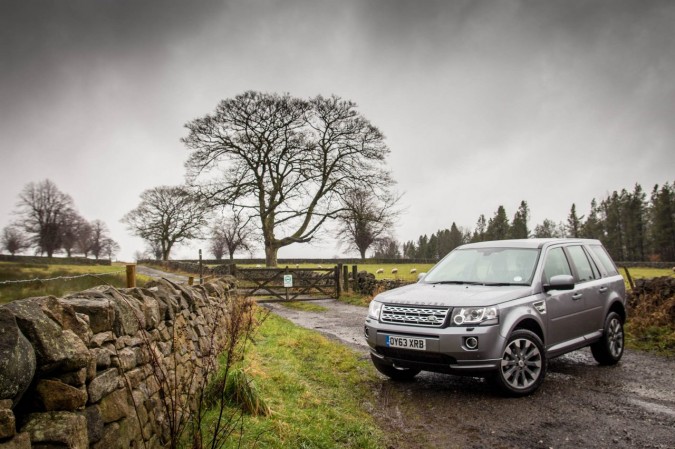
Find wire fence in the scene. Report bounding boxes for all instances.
[0,270,125,286]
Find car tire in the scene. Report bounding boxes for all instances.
[591,311,624,365]
[370,354,420,381]
[493,329,547,396]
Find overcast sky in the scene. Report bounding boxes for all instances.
[1,0,674,261]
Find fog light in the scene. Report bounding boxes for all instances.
[465,336,479,350]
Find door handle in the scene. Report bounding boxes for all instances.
[572,293,583,300]
[598,287,608,293]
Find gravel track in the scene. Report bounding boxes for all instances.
[264,299,675,449]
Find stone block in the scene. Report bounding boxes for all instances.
[0,309,36,405]
[53,368,87,387]
[89,332,114,349]
[0,432,30,449]
[79,405,103,444]
[90,347,112,369]
[98,389,129,423]
[0,408,16,439]
[125,368,146,389]
[92,422,121,449]
[88,368,121,404]
[60,295,114,335]
[114,348,137,371]
[36,379,87,411]
[39,297,91,345]
[6,298,90,374]
[21,411,88,449]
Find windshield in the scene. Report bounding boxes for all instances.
[423,247,540,285]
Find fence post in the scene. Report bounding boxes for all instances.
[342,264,349,292]
[199,249,203,285]
[352,265,358,293]
[126,264,136,288]
[230,263,237,277]
[188,276,194,286]
[335,265,341,299]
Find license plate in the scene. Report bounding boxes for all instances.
[385,335,426,351]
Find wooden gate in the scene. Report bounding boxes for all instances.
[233,266,339,301]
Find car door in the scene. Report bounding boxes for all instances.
[564,244,605,336]
[542,246,587,348]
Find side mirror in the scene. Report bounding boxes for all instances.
[544,274,575,292]
[417,272,427,282]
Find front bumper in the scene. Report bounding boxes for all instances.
[365,317,505,375]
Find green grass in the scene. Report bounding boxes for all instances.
[625,323,675,357]
[205,312,386,449]
[0,262,150,303]
[279,301,329,312]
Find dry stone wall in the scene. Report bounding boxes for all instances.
[0,276,236,449]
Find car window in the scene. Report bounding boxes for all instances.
[589,245,619,277]
[566,245,597,283]
[543,247,572,284]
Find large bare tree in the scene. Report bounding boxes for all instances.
[122,186,208,261]
[336,189,400,259]
[183,91,393,266]
[15,179,75,257]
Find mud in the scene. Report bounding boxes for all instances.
[264,299,675,449]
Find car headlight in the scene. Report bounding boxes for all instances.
[451,307,498,325]
[368,300,383,320]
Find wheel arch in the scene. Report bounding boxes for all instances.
[512,317,545,344]
[608,300,626,323]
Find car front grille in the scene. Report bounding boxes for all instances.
[381,304,451,327]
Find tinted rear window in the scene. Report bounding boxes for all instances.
[589,245,619,276]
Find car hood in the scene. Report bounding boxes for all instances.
[374,282,535,308]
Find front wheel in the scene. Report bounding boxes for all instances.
[591,312,624,365]
[370,354,420,381]
[493,329,547,396]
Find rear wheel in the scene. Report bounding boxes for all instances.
[493,329,546,396]
[370,354,420,381]
[591,312,624,365]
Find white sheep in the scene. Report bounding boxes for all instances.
[410,268,417,274]
[376,268,384,274]
[391,268,398,274]
[317,264,323,268]
[255,264,262,268]
[295,264,300,268]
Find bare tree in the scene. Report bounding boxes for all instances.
[15,179,75,257]
[75,220,93,257]
[209,208,254,261]
[60,211,87,257]
[102,238,120,260]
[89,220,114,260]
[336,189,400,259]
[1,225,29,255]
[183,91,393,266]
[122,186,208,261]
[372,237,402,259]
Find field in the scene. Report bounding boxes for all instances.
[235,262,436,282]
[0,261,150,304]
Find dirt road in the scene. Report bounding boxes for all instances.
[264,299,675,449]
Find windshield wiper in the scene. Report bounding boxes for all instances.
[430,281,483,285]
[482,282,526,286]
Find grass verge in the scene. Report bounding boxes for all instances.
[206,311,386,449]
[279,301,328,312]
[625,323,675,357]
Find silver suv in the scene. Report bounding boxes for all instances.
[364,239,626,396]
